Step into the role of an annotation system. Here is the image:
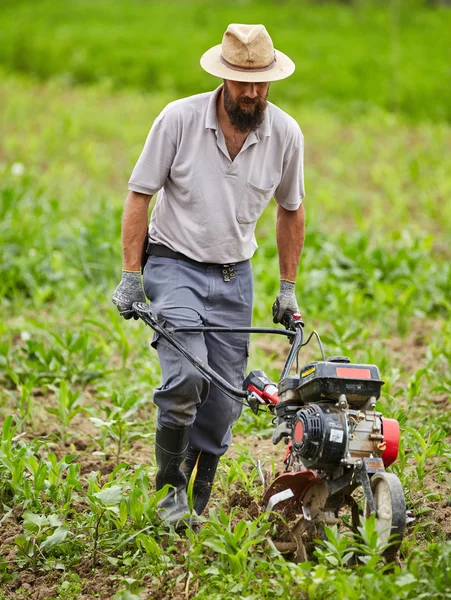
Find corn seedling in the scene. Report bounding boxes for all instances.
[198,508,269,576]
[403,425,446,488]
[46,380,84,445]
[218,456,261,497]
[88,392,149,460]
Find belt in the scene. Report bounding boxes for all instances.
[147,243,239,281]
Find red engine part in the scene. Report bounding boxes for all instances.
[283,440,292,464]
[381,418,400,467]
[248,384,279,405]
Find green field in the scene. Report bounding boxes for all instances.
[0,1,451,598]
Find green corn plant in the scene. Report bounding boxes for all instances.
[233,404,273,437]
[124,488,146,530]
[48,329,106,384]
[313,524,355,568]
[352,514,396,569]
[121,468,167,532]
[47,380,84,445]
[88,392,149,460]
[23,454,52,500]
[115,485,172,566]
[6,330,106,387]
[57,574,83,600]
[79,466,172,571]
[196,508,269,576]
[395,285,417,335]
[319,322,368,354]
[116,467,167,533]
[409,542,451,598]
[0,415,40,505]
[86,310,133,368]
[45,452,82,507]
[218,456,261,496]
[402,425,446,488]
[3,370,36,431]
[14,338,67,386]
[135,533,164,567]
[0,417,82,508]
[407,368,429,404]
[113,589,142,600]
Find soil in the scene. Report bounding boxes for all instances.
[228,489,260,519]
[379,318,446,375]
[414,470,451,539]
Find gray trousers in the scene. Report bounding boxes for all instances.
[143,255,253,456]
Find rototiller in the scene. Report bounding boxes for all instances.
[133,302,406,561]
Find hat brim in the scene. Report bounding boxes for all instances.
[200,44,295,83]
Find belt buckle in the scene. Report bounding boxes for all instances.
[221,263,236,282]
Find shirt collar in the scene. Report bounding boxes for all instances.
[205,85,271,139]
[205,85,222,131]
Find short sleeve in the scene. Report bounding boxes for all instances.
[128,114,177,195]
[274,132,305,210]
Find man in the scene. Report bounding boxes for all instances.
[112,24,305,527]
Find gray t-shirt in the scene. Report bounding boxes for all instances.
[129,85,304,264]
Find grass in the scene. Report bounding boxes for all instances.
[1,0,451,122]
[0,0,450,598]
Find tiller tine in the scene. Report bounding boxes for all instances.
[263,471,323,512]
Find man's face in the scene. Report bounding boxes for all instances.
[223,79,270,133]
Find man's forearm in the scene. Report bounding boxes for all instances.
[122,190,152,271]
[276,203,305,281]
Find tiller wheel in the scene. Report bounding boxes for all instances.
[364,472,406,559]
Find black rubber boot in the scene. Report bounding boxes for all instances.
[155,421,193,529]
[183,446,220,515]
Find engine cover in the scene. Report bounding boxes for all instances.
[291,403,386,472]
[292,404,347,470]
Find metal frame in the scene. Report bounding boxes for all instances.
[132,302,306,406]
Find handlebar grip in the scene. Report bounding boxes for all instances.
[132,301,153,319]
[282,311,304,330]
[272,300,304,330]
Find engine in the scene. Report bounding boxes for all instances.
[292,403,347,469]
[271,357,400,472]
[291,402,392,471]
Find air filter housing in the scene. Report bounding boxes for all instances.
[297,360,384,406]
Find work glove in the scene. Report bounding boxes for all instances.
[112,271,147,320]
[272,279,300,324]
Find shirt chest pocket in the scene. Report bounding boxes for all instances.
[236,180,276,225]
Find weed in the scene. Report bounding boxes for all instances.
[15,512,69,572]
[86,476,123,568]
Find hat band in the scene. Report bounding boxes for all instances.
[220,53,276,73]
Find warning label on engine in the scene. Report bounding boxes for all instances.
[302,367,315,378]
[330,429,344,443]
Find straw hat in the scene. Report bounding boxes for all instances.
[200,24,295,83]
